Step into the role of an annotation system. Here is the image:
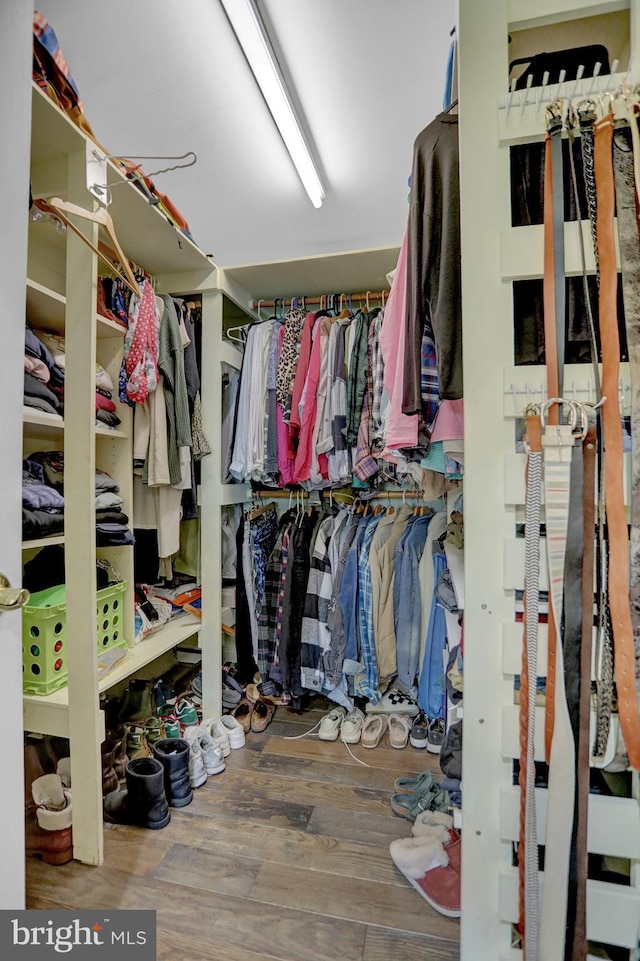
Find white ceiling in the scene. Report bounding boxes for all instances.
[36,0,456,272]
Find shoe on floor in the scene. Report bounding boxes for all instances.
[187,738,208,789]
[394,771,440,795]
[365,689,420,717]
[360,714,387,748]
[341,707,365,744]
[409,713,430,750]
[232,698,254,734]
[318,707,346,741]
[427,717,446,754]
[185,727,225,776]
[220,714,246,749]
[388,713,412,749]
[250,698,276,733]
[390,831,461,918]
[174,696,199,729]
[201,717,231,757]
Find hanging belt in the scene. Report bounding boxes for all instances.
[519,411,543,959]
[539,402,577,961]
[613,118,640,761]
[594,112,640,770]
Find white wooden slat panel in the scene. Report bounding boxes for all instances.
[499,786,640,858]
[499,868,640,948]
[502,621,549,676]
[505,452,631,505]
[502,704,547,760]
[504,538,549,591]
[502,364,631,418]
[508,0,628,30]
[500,221,603,280]
[501,951,601,961]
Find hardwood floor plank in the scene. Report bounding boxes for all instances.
[307,804,414,847]
[186,816,410,885]
[363,927,460,961]
[264,735,434,774]
[189,767,392,816]
[26,862,367,961]
[152,842,262,898]
[102,824,172,876]
[188,790,314,828]
[248,861,460,941]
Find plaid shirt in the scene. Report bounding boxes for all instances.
[356,513,383,701]
[421,325,440,432]
[370,311,386,453]
[300,512,336,691]
[353,318,380,483]
[257,520,290,694]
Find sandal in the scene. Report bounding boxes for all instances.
[250,698,276,733]
[390,782,450,820]
[232,698,254,733]
[393,770,440,795]
[388,713,412,749]
[360,714,387,748]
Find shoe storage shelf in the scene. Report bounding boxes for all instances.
[23,83,251,865]
[458,1,640,959]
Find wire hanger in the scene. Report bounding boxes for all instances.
[35,196,140,296]
[92,150,198,198]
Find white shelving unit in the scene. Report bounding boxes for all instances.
[458,1,640,959]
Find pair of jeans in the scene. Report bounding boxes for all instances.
[393,514,432,696]
[338,516,369,665]
[418,547,448,719]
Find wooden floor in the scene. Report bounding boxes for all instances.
[27,698,461,961]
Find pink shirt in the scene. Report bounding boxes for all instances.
[379,232,419,455]
[431,399,464,442]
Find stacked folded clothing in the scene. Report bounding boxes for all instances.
[24,328,65,417]
[22,455,64,540]
[95,469,134,547]
[95,363,121,430]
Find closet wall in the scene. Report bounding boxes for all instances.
[458,1,640,959]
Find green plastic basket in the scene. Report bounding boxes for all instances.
[22,581,128,695]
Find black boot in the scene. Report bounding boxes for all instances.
[152,738,193,808]
[103,757,170,830]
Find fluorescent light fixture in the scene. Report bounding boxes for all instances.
[220,0,325,208]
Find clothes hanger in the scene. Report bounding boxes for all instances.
[444,98,459,114]
[38,197,140,297]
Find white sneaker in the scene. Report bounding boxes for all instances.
[187,738,208,788]
[201,717,231,757]
[185,727,226,775]
[318,707,346,741]
[341,707,365,744]
[220,714,246,749]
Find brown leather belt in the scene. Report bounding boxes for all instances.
[594,112,640,769]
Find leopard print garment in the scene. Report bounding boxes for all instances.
[275,307,307,417]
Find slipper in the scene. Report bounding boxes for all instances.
[250,698,276,733]
[340,707,365,744]
[388,713,412,749]
[393,770,439,796]
[318,707,346,741]
[232,698,254,733]
[360,714,387,748]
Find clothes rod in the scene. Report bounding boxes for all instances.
[251,488,434,499]
[250,290,389,310]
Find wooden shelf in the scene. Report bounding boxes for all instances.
[23,407,64,438]
[22,615,201,737]
[26,279,66,334]
[96,313,126,339]
[22,534,65,550]
[95,424,129,439]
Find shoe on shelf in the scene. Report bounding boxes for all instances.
[160,715,181,739]
[185,727,225,776]
[340,707,365,744]
[427,718,446,755]
[250,698,276,733]
[201,718,231,757]
[144,716,165,747]
[153,678,176,716]
[389,829,461,918]
[409,713,430,750]
[219,715,246,749]
[174,696,199,729]
[388,713,412,749]
[125,723,152,761]
[360,714,387,748]
[318,707,346,741]
[232,698,254,734]
[365,689,420,717]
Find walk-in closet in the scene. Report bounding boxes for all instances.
[2,2,640,961]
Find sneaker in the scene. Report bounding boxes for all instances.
[174,697,199,729]
[409,713,430,750]
[161,715,181,739]
[340,707,365,744]
[185,727,225,776]
[219,714,245,749]
[144,716,165,747]
[125,723,151,760]
[153,679,176,716]
[187,738,208,788]
[318,707,346,741]
[427,718,446,755]
[365,689,420,716]
[201,717,231,758]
